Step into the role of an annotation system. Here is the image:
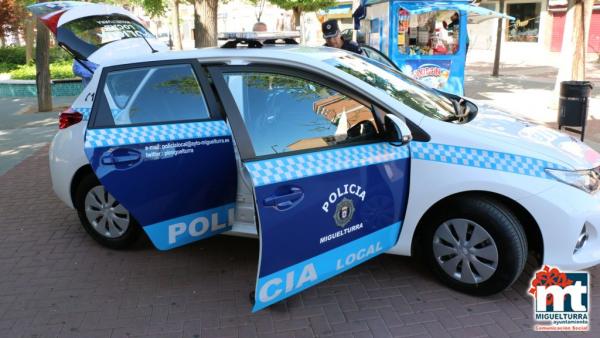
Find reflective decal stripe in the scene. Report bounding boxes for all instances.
[143,203,235,251]
[253,222,401,312]
[410,141,568,180]
[84,121,230,148]
[246,143,411,187]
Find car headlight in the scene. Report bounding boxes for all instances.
[546,167,600,194]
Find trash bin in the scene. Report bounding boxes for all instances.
[558,81,593,127]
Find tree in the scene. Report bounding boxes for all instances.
[193,0,219,47]
[171,0,182,49]
[491,0,505,77]
[554,0,594,97]
[35,0,52,112]
[0,0,22,46]
[246,0,267,22]
[269,0,335,31]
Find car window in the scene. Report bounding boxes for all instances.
[104,64,211,126]
[223,72,379,157]
[362,46,397,70]
[62,14,153,48]
[325,54,456,122]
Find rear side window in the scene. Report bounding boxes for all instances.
[103,64,211,126]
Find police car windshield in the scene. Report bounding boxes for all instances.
[325,54,456,121]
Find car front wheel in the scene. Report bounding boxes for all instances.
[75,174,141,249]
[422,196,528,295]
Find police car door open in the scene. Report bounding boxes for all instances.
[84,63,237,250]
[209,66,411,311]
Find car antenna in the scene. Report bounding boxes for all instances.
[139,33,159,53]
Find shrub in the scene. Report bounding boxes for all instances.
[0,47,26,65]
[0,63,19,74]
[9,61,76,80]
[0,46,72,66]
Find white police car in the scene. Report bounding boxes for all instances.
[35,2,600,312]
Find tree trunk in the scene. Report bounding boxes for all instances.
[35,18,52,112]
[554,0,593,97]
[194,0,218,48]
[25,17,34,63]
[0,35,5,47]
[492,0,505,77]
[292,7,301,31]
[172,0,183,50]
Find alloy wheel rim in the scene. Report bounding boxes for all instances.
[84,186,129,238]
[432,218,499,284]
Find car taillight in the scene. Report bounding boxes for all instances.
[59,108,83,129]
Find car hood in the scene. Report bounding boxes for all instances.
[464,103,600,170]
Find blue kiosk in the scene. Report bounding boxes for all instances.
[356,0,513,95]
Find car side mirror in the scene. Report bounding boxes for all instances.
[385,114,413,146]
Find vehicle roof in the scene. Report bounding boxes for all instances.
[102,45,349,69]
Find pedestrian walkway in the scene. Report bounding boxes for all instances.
[1,146,599,337]
[0,96,75,175]
[465,49,600,150]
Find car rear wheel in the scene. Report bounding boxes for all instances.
[421,196,528,295]
[75,174,141,249]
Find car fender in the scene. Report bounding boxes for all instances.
[388,148,559,256]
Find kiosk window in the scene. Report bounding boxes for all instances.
[397,9,461,55]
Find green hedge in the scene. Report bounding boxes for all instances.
[0,47,72,67]
[9,61,75,80]
[0,63,19,74]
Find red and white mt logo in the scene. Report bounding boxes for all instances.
[528,265,590,331]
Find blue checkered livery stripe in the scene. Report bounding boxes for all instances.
[84,121,230,148]
[73,107,92,120]
[246,143,410,187]
[410,142,568,179]
[73,107,125,121]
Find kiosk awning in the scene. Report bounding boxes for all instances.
[397,2,515,24]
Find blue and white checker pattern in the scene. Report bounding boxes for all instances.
[246,143,410,187]
[84,121,231,148]
[410,142,568,180]
[73,107,92,120]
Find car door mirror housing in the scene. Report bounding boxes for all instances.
[385,114,413,145]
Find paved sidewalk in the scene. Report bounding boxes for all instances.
[0,96,75,175]
[465,50,600,150]
[1,146,599,337]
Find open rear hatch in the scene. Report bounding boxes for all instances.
[28,1,167,64]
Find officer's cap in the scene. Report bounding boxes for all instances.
[322,19,340,39]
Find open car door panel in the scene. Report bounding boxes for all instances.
[84,62,237,250]
[247,144,410,311]
[208,66,411,311]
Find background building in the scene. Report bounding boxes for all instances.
[469,0,600,53]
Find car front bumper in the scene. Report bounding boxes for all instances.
[522,183,600,271]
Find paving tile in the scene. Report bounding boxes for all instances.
[0,146,599,338]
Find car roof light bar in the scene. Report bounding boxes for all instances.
[219,31,300,48]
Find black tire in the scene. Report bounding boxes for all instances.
[420,196,528,296]
[74,174,141,249]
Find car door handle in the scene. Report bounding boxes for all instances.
[263,186,304,211]
[101,150,142,165]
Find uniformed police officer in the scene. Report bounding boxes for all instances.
[322,19,363,55]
